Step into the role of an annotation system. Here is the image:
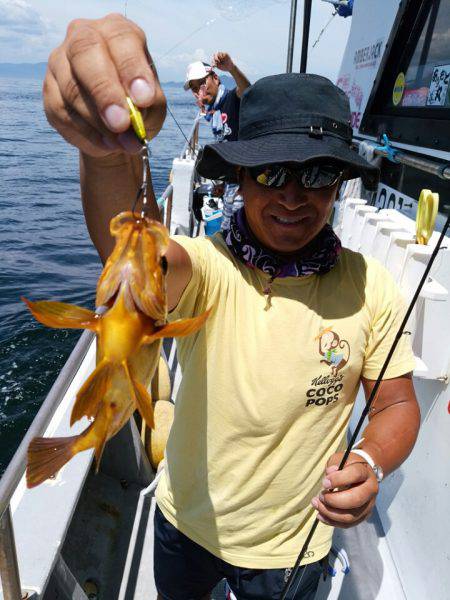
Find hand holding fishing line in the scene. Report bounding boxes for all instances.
[211,51,235,72]
[43,13,166,157]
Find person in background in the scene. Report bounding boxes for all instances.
[184,53,251,229]
[184,53,250,142]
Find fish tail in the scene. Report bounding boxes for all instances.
[70,359,113,426]
[123,361,155,429]
[26,435,79,488]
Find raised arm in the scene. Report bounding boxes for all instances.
[44,13,192,310]
[211,52,251,97]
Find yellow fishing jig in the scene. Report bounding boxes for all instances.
[126,96,148,143]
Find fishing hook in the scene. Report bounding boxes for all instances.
[280,211,450,599]
[132,146,151,219]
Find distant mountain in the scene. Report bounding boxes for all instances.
[0,62,47,78]
[0,64,238,90]
[162,75,236,90]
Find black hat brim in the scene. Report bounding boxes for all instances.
[196,133,379,190]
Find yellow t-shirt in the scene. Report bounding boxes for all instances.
[156,233,415,569]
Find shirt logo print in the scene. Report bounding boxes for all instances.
[315,327,351,376]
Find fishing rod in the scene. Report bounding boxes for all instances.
[280,211,450,599]
[311,10,337,50]
[286,0,298,73]
[300,0,313,73]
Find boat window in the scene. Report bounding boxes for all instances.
[392,1,450,109]
[361,0,450,149]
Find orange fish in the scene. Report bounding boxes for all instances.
[22,212,209,488]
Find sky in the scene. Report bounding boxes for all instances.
[0,0,352,82]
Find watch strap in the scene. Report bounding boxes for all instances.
[350,448,383,482]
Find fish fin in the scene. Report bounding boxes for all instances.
[96,218,134,306]
[27,435,78,488]
[143,309,211,343]
[129,223,169,319]
[94,433,109,472]
[22,298,98,331]
[133,380,155,429]
[123,361,155,429]
[70,360,113,426]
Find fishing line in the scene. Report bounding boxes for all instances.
[121,1,203,150]
[166,103,195,151]
[123,0,288,146]
[132,147,150,217]
[290,561,308,598]
[159,19,218,59]
[280,212,450,599]
[213,0,288,22]
[311,10,337,50]
[132,182,145,215]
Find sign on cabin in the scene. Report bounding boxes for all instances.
[427,64,450,107]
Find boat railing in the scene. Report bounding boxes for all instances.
[158,183,174,229]
[179,112,202,160]
[0,329,94,600]
[354,138,450,181]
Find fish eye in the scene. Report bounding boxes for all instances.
[160,256,168,274]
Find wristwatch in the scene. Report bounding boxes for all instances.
[350,448,384,483]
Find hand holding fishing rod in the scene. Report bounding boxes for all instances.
[310,369,419,531]
[43,13,166,157]
[281,213,450,598]
[311,448,379,528]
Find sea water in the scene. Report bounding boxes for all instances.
[0,76,210,474]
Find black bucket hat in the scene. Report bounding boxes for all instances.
[196,73,379,190]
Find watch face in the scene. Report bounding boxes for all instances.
[373,465,384,483]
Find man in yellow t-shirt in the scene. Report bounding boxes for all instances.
[152,75,417,600]
[44,16,419,599]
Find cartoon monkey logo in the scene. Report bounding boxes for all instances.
[315,327,351,375]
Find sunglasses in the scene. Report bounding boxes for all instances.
[247,163,344,190]
[189,73,213,93]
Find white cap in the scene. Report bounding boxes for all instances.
[184,61,213,90]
